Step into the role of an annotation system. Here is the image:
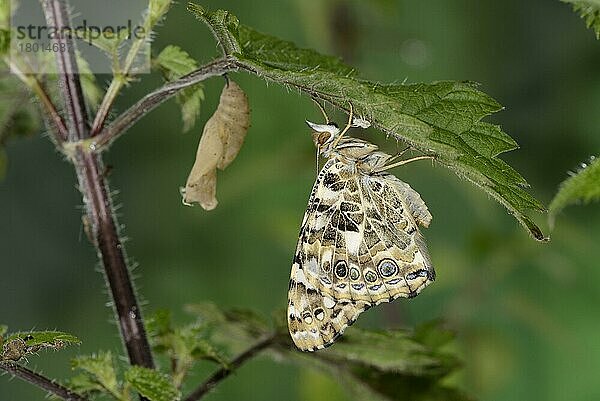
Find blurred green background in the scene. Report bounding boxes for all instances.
[2,0,600,400]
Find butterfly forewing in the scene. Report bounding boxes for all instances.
[288,156,435,351]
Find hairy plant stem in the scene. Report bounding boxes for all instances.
[41,0,154,382]
[72,147,155,370]
[0,362,89,401]
[18,2,244,399]
[4,57,68,142]
[90,0,159,136]
[93,57,238,149]
[183,335,277,401]
[40,0,88,141]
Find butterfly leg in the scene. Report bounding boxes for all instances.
[330,102,354,149]
[383,146,413,165]
[311,97,330,124]
[395,145,412,158]
[375,155,435,172]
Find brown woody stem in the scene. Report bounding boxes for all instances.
[183,335,276,401]
[40,0,155,382]
[72,147,155,370]
[0,362,89,401]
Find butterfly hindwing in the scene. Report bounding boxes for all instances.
[287,159,435,351]
[363,173,435,293]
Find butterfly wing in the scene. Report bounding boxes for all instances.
[287,160,435,351]
[361,172,435,298]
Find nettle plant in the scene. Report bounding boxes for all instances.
[4,0,597,400]
[549,1,600,223]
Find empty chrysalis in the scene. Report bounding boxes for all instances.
[182,79,250,210]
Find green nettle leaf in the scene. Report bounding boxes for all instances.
[155,45,204,131]
[183,302,228,324]
[174,324,227,365]
[177,87,204,132]
[224,308,270,337]
[148,0,173,27]
[187,3,547,241]
[184,303,270,352]
[187,7,241,55]
[172,323,228,366]
[147,309,173,339]
[71,351,121,397]
[6,330,80,347]
[1,330,80,362]
[319,328,458,376]
[156,45,199,78]
[124,366,181,401]
[147,309,229,388]
[562,0,600,39]
[549,156,600,226]
[67,373,107,395]
[189,336,229,367]
[287,321,470,401]
[185,304,277,346]
[72,27,130,54]
[180,304,470,401]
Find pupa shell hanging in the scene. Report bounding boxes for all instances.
[182,80,250,210]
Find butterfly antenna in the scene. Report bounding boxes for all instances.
[330,102,353,149]
[311,97,330,123]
